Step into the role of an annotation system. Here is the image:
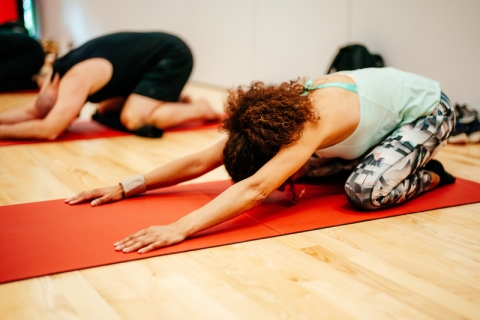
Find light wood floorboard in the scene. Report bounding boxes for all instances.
[0,83,479,319]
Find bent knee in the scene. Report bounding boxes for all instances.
[120,95,162,130]
[344,181,378,211]
[120,112,145,130]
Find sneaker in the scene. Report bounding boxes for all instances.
[456,104,477,124]
[449,121,469,144]
[449,104,478,144]
[467,117,480,143]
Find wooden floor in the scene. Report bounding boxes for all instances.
[1,85,479,320]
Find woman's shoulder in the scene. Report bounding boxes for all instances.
[311,73,357,84]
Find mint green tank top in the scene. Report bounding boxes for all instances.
[306,67,441,159]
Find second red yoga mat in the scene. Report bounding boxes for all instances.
[1,178,479,284]
[0,119,220,146]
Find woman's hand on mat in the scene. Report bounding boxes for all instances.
[114,225,186,253]
[65,185,124,206]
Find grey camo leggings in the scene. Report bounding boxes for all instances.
[303,93,455,210]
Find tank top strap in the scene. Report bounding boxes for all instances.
[301,79,358,96]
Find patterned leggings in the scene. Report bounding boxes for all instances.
[304,93,455,210]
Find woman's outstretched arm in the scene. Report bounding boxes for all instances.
[113,122,321,253]
[65,137,227,206]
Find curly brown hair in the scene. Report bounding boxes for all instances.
[221,80,318,184]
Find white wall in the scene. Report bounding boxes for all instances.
[351,0,480,110]
[36,0,480,109]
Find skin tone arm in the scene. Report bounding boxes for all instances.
[67,76,359,253]
[119,123,321,253]
[0,69,53,125]
[0,59,111,140]
[68,122,321,253]
[0,73,89,140]
[65,138,227,206]
[0,99,38,124]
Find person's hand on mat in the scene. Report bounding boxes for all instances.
[65,185,124,206]
[114,225,185,253]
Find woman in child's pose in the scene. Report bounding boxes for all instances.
[67,67,456,253]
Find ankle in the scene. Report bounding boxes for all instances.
[427,170,441,190]
[424,159,456,187]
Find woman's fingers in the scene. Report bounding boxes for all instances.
[64,195,82,204]
[119,238,166,254]
[65,185,123,206]
[115,237,148,253]
[138,243,158,254]
[114,230,146,250]
[136,239,177,253]
[64,190,99,204]
[114,226,185,253]
[91,194,113,207]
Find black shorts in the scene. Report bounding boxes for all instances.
[132,39,193,102]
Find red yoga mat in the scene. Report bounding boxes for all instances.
[0,119,220,146]
[0,178,479,284]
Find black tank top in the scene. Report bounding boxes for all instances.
[52,32,190,103]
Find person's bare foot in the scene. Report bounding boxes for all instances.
[428,170,441,190]
[195,99,223,121]
[179,95,193,104]
[97,97,126,114]
[425,159,456,188]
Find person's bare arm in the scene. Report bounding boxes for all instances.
[0,68,52,125]
[65,137,228,206]
[0,99,38,124]
[0,69,90,140]
[113,123,321,253]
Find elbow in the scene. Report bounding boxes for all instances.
[39,124,62,140]
[186,153,222,178]
[45,131,61,141]
[243,180,270,208]
[252,192,267,207]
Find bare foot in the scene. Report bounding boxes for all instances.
[195,99,223,121]
[179,95,193,104]
[97,97,126,114]
[427,170,441,190]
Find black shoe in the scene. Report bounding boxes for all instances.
[449,121,469,144]
[424,160,456,186]
[467,117,480,143]
[91,112,164,138]
[456,104,477,124]
[449,104,479,144]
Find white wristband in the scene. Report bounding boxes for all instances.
[119,174,147,198]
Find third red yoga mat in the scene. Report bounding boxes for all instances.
[0,119,220,146]
[1,178,479,283]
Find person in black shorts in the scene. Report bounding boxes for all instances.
[0,32,220,139]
